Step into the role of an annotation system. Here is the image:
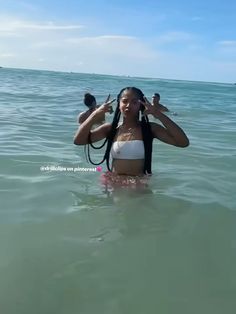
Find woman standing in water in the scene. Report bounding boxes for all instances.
[74,87,189,186]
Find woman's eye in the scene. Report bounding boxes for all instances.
[121,99,139,105]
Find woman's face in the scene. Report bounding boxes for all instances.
[119,90,141,116]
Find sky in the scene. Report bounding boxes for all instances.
[0,0,236,83]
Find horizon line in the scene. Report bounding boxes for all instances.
[1,66,234,85]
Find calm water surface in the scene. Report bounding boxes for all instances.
[0,68,236,314]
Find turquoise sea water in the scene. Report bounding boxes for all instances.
[0,67,236,314]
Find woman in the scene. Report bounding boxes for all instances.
[74,87,189,187]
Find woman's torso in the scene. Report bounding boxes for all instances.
[111,123,145,176]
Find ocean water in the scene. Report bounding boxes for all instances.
[0,67,236,314]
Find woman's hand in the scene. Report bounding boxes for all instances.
[139,97,160,118]
[139,97,189,147]
[93,95,115,122]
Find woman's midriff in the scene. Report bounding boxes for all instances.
[112,159,144,176]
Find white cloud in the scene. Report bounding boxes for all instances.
[0,16,235,82]
[31,41,57,48]
[0,53,15,58]
[0,17,84,32]
[65,35,157,60]
[67,35,137,44]
[0,31,22,38]
[157,31,194,44]
[218,40,236,47]
[0,16,158,75]
[217,40,236,55]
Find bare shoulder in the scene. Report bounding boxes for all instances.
[78,111,89,124]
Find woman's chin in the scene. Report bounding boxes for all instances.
[122,110,130,116]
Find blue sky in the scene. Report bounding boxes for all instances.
[0,0,236,82]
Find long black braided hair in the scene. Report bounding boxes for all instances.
[85,87,154,174]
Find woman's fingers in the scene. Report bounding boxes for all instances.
[105,98,116,106]
[139,97,154,117]
[101,98,116,112]
[105,94,110,103]
[139,97,151,109]
[106,99,116,112]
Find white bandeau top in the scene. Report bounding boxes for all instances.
[111,140,145,159]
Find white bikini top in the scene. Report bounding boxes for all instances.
[111,140,145,160]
